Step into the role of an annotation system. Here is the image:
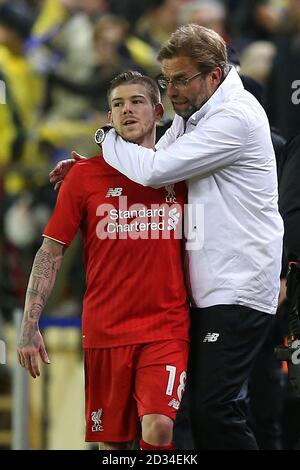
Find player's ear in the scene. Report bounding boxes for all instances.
[107,110,113,124]
[155,103,164,123]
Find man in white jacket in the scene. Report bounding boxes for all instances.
[50,24,283,449]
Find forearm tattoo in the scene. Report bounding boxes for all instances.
[34,249,53,278]
[18,318,39,348]
[18,244,63,349]
[24,248,62,323]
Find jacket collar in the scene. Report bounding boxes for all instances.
[176,66,244,127]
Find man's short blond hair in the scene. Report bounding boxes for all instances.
[158,24,228,74]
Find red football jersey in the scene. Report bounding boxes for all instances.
[44,155,189,348]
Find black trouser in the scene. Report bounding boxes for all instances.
[174,304,273,450]
[249,314,285,450]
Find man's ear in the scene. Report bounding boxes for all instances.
[107,110,113,124]
[211,67,223,86]
[155,103,164,123]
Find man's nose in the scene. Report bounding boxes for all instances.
[166,83,178,97]
[122,102,133,113]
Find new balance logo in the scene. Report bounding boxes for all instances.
[105,187,123,197]
[203,333,220,343]
[168,398,180,410]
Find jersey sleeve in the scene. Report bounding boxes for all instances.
[43,163,86,246]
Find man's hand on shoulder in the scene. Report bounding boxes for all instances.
[49,151,87,191]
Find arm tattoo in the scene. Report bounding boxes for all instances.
[24,246,63,324]
[18,318,39,348]
[19,242,64,349]
[28,302,44,322]
[34,249,53,278]
[27,288,46,305]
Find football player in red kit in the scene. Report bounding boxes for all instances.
[17,72,189,450]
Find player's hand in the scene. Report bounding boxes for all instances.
[17,325,50,378]
[49,151,87,191]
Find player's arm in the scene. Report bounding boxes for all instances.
[17,237,66,378]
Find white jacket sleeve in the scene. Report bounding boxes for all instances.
[102,109,249,187]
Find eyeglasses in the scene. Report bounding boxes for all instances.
[158,71,204,90]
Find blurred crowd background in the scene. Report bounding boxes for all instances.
[0,0,300,450]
